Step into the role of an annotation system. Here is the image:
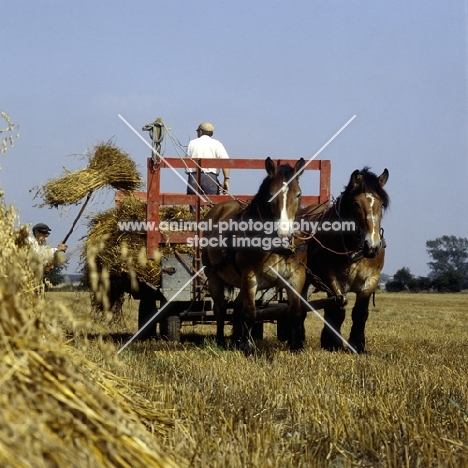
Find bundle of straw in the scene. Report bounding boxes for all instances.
[37,141,143,207]
[0,190,187,468]
[83,194,160,284]
[82,196,199,315]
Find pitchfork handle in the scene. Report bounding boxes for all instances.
[61,191,92,244]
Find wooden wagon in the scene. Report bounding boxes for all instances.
[128,120,335,342]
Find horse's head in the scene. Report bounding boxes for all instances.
[342,167,390,258]
[264,157,305,238]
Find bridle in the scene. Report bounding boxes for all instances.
[300,193,386,263]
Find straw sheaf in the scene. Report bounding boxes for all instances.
[0,191,187,468]
[37,142,143,207]
[0,344,185,468]
[83,195,161,287]
[82,197,205,314]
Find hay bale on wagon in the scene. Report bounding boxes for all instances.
[82,195,198,317]
[0,191,187,468]
[82,195,159,315]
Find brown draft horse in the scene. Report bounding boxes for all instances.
[301,167,390,353]
[202,157,307,354]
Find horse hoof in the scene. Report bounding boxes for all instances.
[288,341,305,353]
[238,341,252,356]
[347,344,367,354]
[216,338,228,349]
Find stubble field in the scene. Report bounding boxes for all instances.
[48,291,468,467]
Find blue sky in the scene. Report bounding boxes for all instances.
[1,1,467,277]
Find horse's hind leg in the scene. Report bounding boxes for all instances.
[231,293,243,346]
[348,293,371,353]
[238,272,257,356]
[207,274,228,347]
[321,300,346,351]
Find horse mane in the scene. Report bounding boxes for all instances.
[344,166,390,209]
[248,163,296,213]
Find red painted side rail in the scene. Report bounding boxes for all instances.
[124,157,331,258]
[128,193,322,206]
[155,158,325,170]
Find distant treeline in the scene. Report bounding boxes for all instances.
[386,267,467,293]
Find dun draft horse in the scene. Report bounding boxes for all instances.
[301,167,390,353]
[202,157,307,354]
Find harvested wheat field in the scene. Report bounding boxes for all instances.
[0,192,186,468]
[5,164,468,466]
[46,290,468,468]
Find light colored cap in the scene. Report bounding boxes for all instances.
[198,122,214,132]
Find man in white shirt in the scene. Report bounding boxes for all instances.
[186,122,230,205]
[29,223,67,274]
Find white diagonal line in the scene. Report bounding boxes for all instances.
[268,114,356,202]
[117,266,206,354]
[268,266,357,354]
[118,114,209,202]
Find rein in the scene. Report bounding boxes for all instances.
[307,232,363,258]
[315,194,386,261]
[297,197,364,260]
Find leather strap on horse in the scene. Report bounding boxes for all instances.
[307,232,362,258]
[210,250,242,277]
[305,226,387,263]
[290,248,337,297]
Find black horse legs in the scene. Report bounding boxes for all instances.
[321,304,346,351]
[348,294,371,353]
[320,295,371,353]
[288,308,307,352]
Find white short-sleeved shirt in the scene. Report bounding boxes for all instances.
[29,236,57,266]
[186,135,229,175]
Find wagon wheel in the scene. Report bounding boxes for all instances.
[158,301,183,342]
[160,312,181,342]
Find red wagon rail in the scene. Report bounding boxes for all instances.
[140,156,331,256]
